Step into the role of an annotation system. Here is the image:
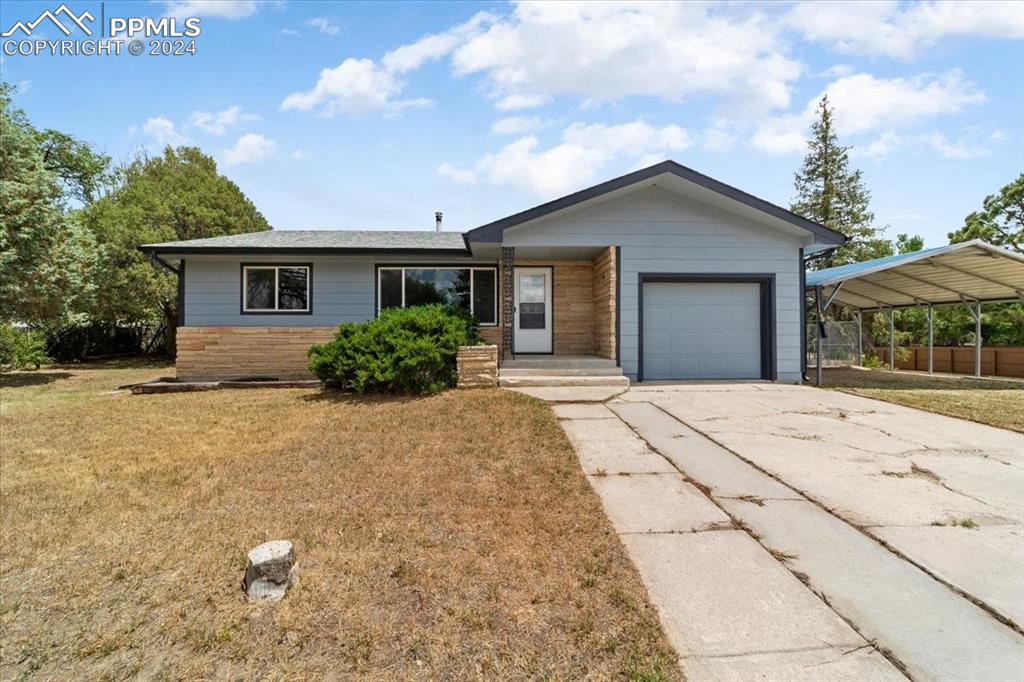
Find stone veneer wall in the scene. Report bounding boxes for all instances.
[516,259,594,355]
[176,327,335,381]
[456,345,498,388]
[478,325,502,350]
[500,247,515,360]
[591,246,616,360]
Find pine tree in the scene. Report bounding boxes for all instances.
[791,95,891,267]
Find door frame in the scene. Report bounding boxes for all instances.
[513,265,554,354]
[636,273,776,382]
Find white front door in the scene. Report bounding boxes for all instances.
[514,267,553,353]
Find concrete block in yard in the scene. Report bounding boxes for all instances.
[243,540,298,603]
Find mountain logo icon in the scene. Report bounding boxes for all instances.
[2,4,95,37]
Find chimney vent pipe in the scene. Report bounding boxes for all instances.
[435,211,443,232]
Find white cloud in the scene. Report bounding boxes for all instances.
[132,116,189,147]
[819,64,854,78]
[854,129,993,160]
[190,106,260,135]
[286,3,808,119]
[290,149,311,160]
[16,80,31,94]
[752,70,986,155]
[281,57,432,116]
[280,28,301,37]
[221,133,276,165]
[494,93,552,111]
[491,116,551,135]
[382,12,493,73]
[440,120,692,198]
[703,126,736,152]
[451,2,802,114]
[787,0,1024,59]
[437,162,478,184]
[306,17,341,36]
[163,0,267,20]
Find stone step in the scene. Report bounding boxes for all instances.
[499,375,631,388]
[502,356,619,370]
[500,367,624,377]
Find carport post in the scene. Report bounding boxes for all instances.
[888,308,896,371]
[926,305,934,374]
[974,301,982,377]
[814,286,824,386]
[854,310,863,367]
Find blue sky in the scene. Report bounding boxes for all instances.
[2,0,1022,245]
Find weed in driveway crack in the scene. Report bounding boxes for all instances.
[768,547,799,563]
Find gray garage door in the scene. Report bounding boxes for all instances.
[642,282,762,380]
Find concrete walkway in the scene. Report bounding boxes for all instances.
[555,386,1024,681]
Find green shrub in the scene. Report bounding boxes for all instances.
[862,354,884,368]
[0,323,51,370]
[308,305,480,394]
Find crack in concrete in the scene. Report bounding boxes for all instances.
[604,401,915,679]
[619,522,736,536]
[680,642,869,661]
[639,398,1024,638]
[879,462,996,509]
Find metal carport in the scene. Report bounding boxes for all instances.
[805,239,1024,385]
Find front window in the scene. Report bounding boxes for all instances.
[378,266,497,325]
[243,265,310,313]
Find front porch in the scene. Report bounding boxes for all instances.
[480,245,618,363]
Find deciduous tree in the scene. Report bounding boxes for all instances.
[81,146,271,354]
[948,175,1023,254]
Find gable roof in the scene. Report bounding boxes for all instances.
[465,160,846,245]
[140,229,469,255]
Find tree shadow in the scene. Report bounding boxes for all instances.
[50,356,172,372]
[300,386,432,406]
[0,372,73,388]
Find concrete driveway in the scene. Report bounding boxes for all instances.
[556,384,1024,681]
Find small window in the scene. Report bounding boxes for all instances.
[243,265,310,313]
[379,269,403,310]
[472,269,496,325]
[377,266,497,325]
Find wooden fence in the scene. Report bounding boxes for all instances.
[876,346,1024,378]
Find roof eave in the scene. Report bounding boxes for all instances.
[465,160,847,245]
[137,245,473,256]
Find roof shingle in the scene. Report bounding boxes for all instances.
[140,230,468,252]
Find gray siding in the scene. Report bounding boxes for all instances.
[182,254,495,327]
[502,187,805,382]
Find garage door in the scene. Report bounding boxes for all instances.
[642,282,762,380]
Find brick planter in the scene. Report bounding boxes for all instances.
[457,345,498,388]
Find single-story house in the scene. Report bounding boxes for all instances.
[141,160,845,383]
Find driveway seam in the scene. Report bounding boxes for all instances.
[681,642,871,660]
[610,398,916,679]
[641,397,1024,637]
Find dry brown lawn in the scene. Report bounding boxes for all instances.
[1,361,679,680]
[823,367,1024,432]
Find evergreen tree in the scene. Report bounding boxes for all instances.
[791,95,891,267]
[0,83,98,326]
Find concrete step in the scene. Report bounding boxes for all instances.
[499,375,631,388]
[500,367,624,377]
[502,356,619,370]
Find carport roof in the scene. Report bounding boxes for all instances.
[805,240,1024,310]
